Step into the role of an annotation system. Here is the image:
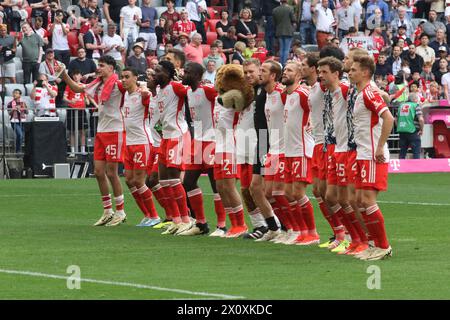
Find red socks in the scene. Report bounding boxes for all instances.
[317,197,335,234]
[289,201,307,234]
[160,180,181,224]
[214,193,227,228]
[187,188,206,224]
[130,187,151,218]
[299,196,318,236]
[138,185,159,219]
[364,205,389,249]
[232,205,246,227]
[273,191,298,231]
[102,194,113,211]
[170,179,190,223]
[344,206,368,243]
[226,207,237,227]
[151,184,172,220]
[270,198,291,230]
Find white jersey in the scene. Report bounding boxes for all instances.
[123,90,151,146]
[85,81,125,133]
[50,23,70,51]
[120,5,142,30]
[235,102,257,164]
[149,96,161,147]
[308,81,326,145]
[284,86,314,158]
[332,82,350,153]
[187,84,217,142]
[154,81,188,139]
[353,84,390,162]
[213,100,237,154]
[265,83,286,155]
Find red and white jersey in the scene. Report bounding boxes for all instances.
[187,84,217,141]
[235,102,257,164]
[265,83,287,155]
[173,20,196,34]
[213,100,237,154]
[308,81,326,145]
[354,84,390,162]
[86,82,125,133]
[34,85,58,116]
[149,96,161,147]
[154,81,188,139]
[332,82,350,153]
[284,86,314,158]
[123,90,152,146]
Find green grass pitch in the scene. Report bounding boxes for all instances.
[0,173,449,300]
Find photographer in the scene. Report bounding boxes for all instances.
[30,73,58,117]
[7,88,28,153]
[0,24,17,83]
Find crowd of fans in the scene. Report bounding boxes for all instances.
[0,0,445,158]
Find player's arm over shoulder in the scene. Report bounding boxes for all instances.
[363,87,389,116]
[172,81,188,98]
[203,84,218,102]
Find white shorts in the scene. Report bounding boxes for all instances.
[0,62,15,78]
[138,32,157,51]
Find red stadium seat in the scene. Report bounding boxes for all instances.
[207,19,219,32]
[25,7,32,23]
[207,7,216,19]
[206,32,218,45]
[202,44,211,57]
[67,31,79,56]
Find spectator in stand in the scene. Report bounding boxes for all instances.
[433,45,449,72]
[139,0,158,56]
[7,89,28,153]
[298,0,317,46]
[221,26,237,63]
[29,0,50,29]
[420,61,435,83]
[446,8,450,44]
[393,25,412,51]
[161,0,180,28]
[104,0,128,27]
[84,22,105,60]
[395,93,424,159]
[186,0,207,44]
[34,16,49,48]
[423,10,446,42]
[63,69,88,157]
[79,13,99,48]
[156,17,171,57]
[416,33,436,65]
[365,0,390,24]
[389,70,409,109]
[386,45,403,76]
[1,0,25,32]
[291,47,306,63]
[173,9,196,39]
[409,80,426,103]
[48,10,71,68]
[430,28,449,55]
[102,22,126,70]
[203,41,224,69]
[31,73,58,117]
[120,0,142,52]
[174,32,190,51]
[126,41,147,75]
[78,0,89,23]
[375,52,390,78]
[427,80,443,102]
[47,0,64,25]
[403,43,424,75]
[390,6,414,40]
[20,23,44,84]
[273,0,296,66]
[441,64,450,101]
[68,47,97,82]
[216,10,231,38]
[236,8,258,46]
[252,40,268,63]
[0,24,16,84]
[202,59,216,85]
[314,0,336,49]
[81,0,102,20]
[243,37,257,59]
[228,0,244,15]
[39,48,65,83]
[148,56,159,70]
[184,32,203,64]
[213,39,227,64]
[336,0,358,41]
[435,57,449,85]
[414,20,426,47]
[231,41,246,65]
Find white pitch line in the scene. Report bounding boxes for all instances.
[0,269,245,300]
